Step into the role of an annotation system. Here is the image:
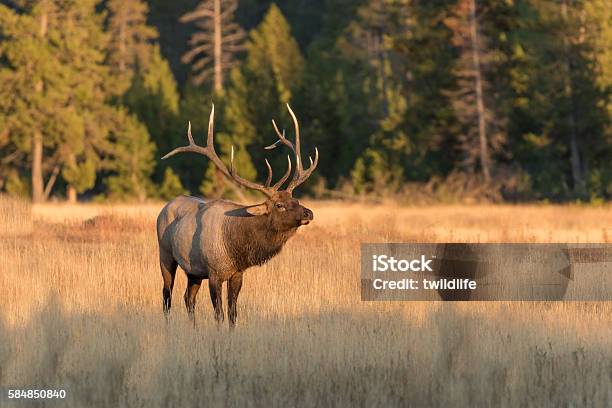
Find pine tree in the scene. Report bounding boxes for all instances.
[125,45,179,157]
[197,5,303,198]
[55,0,116,202]
[559,0,585,193]
[104,109,156,202]
[106,0,158,93]
[584,0,612,101]
[582,0,612,198]
[0,0,115,202]
[245,4,304,107]
[337,0,413,194]
[0,0,158,202]
[444,0,506,183]
[237,2,304,170]
[233,5,302,188]
[0,1,59,202]
[516,0,608,199]
[106,1,176,196]
[181,0,245,92]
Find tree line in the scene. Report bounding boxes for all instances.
[0,0,610,203]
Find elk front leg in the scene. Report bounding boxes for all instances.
[184,275,202,323]
[208,276,224,323]
[227,272,243,326]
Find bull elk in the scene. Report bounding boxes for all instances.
[157,104,318,326]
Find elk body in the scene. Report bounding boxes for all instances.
[157,105,318,325]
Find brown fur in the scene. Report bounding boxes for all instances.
[222,212,296,272]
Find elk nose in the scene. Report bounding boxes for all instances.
[302,208,314,221]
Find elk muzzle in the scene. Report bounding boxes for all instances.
[300,208,314,225]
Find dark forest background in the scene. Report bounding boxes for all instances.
[1,0,610,203]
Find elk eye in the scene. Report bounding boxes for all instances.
[275,203,285,211]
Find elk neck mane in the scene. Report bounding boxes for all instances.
[222,208,296,271]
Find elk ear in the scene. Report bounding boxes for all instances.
[245,203,269,216]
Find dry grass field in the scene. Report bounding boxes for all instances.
[1,195,611,407]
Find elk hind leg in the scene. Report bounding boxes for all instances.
[185,275,202,323]
[161,254,177,316]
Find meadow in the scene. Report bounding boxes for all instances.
[0,196,611,407]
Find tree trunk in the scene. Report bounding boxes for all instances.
[67,185,77,203]
[561,0,584,195]
[32,10,48,203]
[213,0,223,93]
[43,165,60,201]
[469,0,491,182]
[31,130,44,203]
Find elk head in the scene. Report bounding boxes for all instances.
[162,104,319,232]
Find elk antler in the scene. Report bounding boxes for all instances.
[266,104,319,194]
[162,105,292,198]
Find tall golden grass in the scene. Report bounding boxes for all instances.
[1,196,611,406]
